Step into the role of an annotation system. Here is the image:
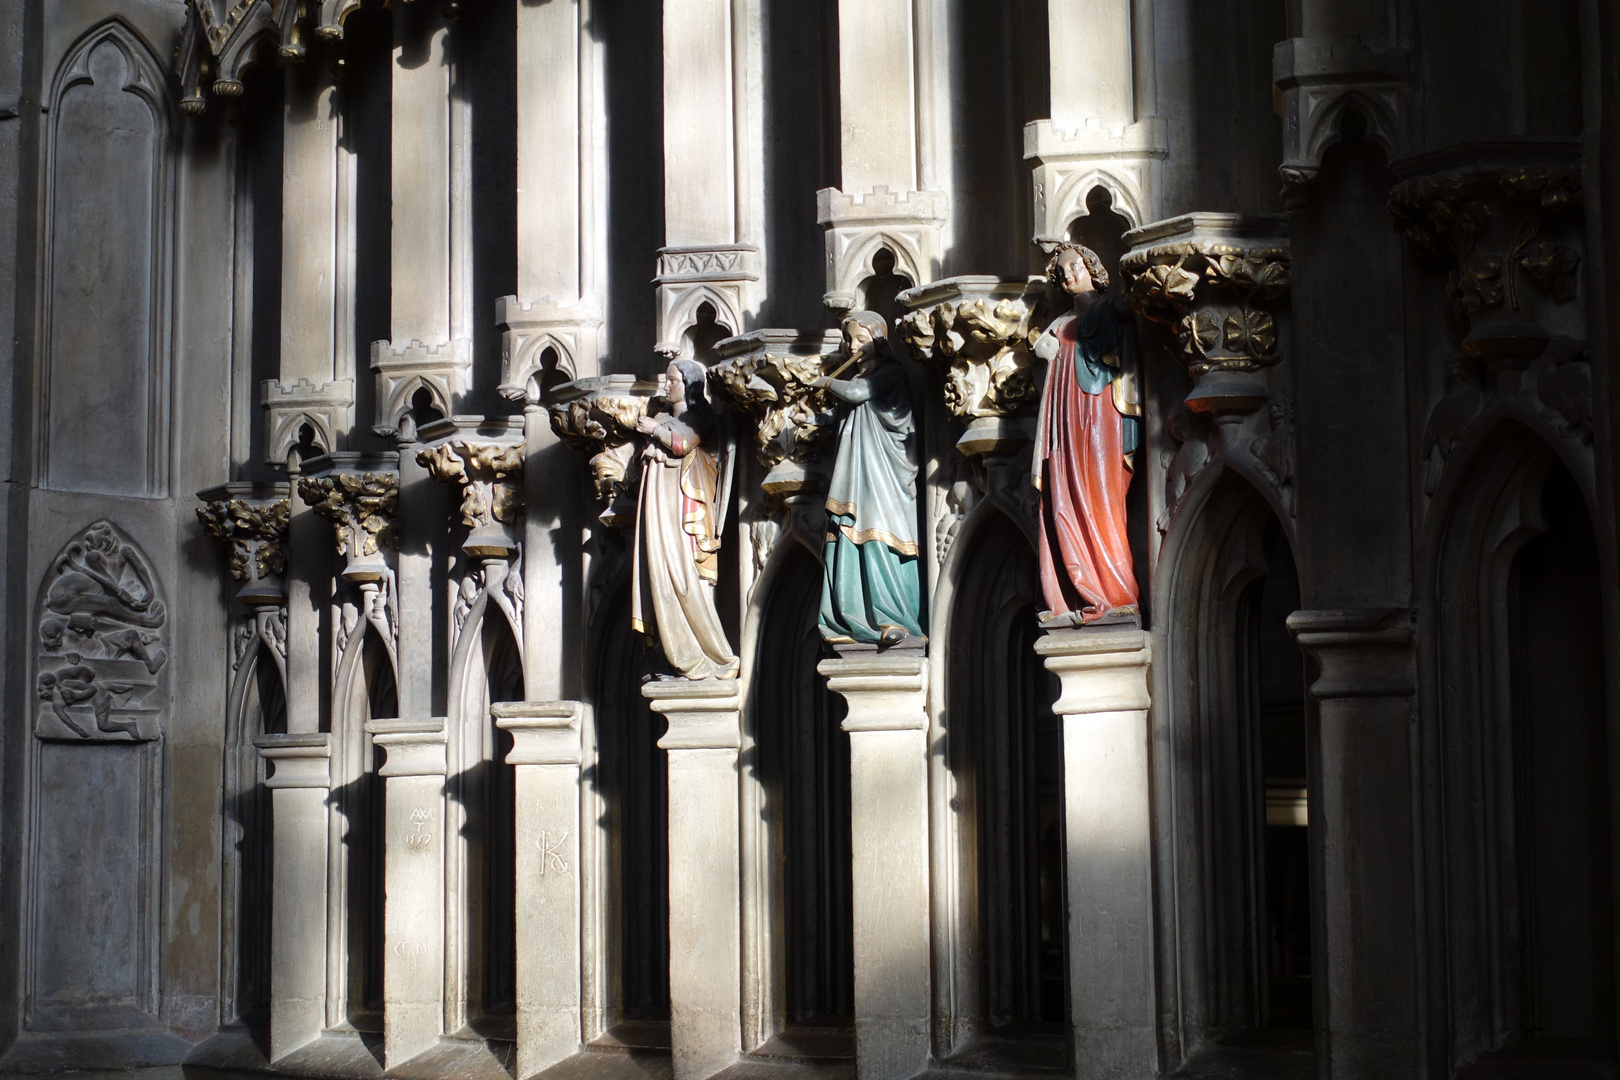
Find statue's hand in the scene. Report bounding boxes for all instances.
[1032,332,1059,362]
[634,415,660,435]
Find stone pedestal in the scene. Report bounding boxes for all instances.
[1034,628,1155,1079]
[644,678,743,1080]
[817,652,930,1080]
[253,733,333,1062]
[364,718,449,1068]
[1287,610,1420,1080]
[492,701,585,1079]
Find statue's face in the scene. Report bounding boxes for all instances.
[845,321,874,352]
[1057,251,1094,296]
[662,362,684,403]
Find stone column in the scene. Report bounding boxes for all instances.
[817,652,931,1080]
[370,3,469,436]
[493,702,585,1078]
[254,733,333,1062]
[1026,0,1166,237]
[1034,627,1156,1079]
[643,678,744,1080]
[363,718,449,1068]
[1287,609,1419,1080]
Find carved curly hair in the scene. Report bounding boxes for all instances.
[1044,243,1110,292]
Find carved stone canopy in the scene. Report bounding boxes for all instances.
[417,417,526,557]
[295,454,400,583]
[1120,214,1292,417]
[196,484,290,607]
[897,276,1045,456]
[1388,140,1584,363]
[710,330,844,497]
[547,375,661,528]
[176,0,364,114]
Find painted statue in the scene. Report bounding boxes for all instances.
[1031,243,1140,625]
[811,311,923,647]
[631,358,740,679]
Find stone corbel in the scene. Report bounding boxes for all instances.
[709,329,844,498]
[897,276,1045,456]
[418,418,527,646]
[260,377,355,466]
[816,187,948,311]
[654,244,758,358]
[197,484,291,608]
[1121,214,1292,420]
[496,295,604,404]
[297,455,401,671]
[1387,141,1584,363]
[370,338,471,438]
[1273,38,1410,202]
[546,376,661,529]
[197,484,292,689]
[1024,117,1168,240]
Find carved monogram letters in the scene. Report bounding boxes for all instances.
[35,522,168,742]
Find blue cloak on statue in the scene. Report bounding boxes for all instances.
[819,360,923,643]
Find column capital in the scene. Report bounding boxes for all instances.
[710,329,844,498]
[897,276,1044,457]
[817,653,927,732]
[1287,607,1416,699]
[1120,213,1292,420]
[417,417,527,556]
[254,732,332,789]
[196,483,291,606]
[364,717,449,777]
[493,701,584,766]
[1036,627,1152,716]
[547,375,660,528]
[644,678,742,751]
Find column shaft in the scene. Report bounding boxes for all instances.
[495,702,586,1079]
[366,719,449,1067]
[819,654,931,1080]
[1036,628,1156,1079]
[280,67,338,381]
[1289,610,1420,1080]
[390,15,453,345]
[256,734,333,1062]
[662,0,735,245]
[1049,0,1133,130]
[646,680,744,1080]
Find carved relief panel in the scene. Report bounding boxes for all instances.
[34,522,168,742]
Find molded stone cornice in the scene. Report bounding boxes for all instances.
[496,296,604,404]
[816,187,948,311]
[370,339,471,438]
[897,276,1043,455]
[1120,214,1291,418]
[1023,117,1169,238]
[1273,38,1410,200]
[417,417,526,556]
[1388,140,1584,362]
[260,377,355,466]
[546,376,660,528]
[1286,608,1416,700]
[196,484,291,606]
[653,245,759,359]
[710,329,844,496]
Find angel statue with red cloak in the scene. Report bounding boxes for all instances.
[1030,243,1141,626]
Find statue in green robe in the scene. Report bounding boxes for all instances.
[811,311,923,648]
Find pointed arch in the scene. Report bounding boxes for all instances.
[38,18,175,496]
[1422,419,1615,1071]
[1150,464,1312,1066]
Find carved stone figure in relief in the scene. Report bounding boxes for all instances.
[809,311,923,647]
[1031,244,1140,625]
[631,358,739,680]
[35,521,167,741]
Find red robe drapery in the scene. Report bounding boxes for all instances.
[1032,316,1138,621]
